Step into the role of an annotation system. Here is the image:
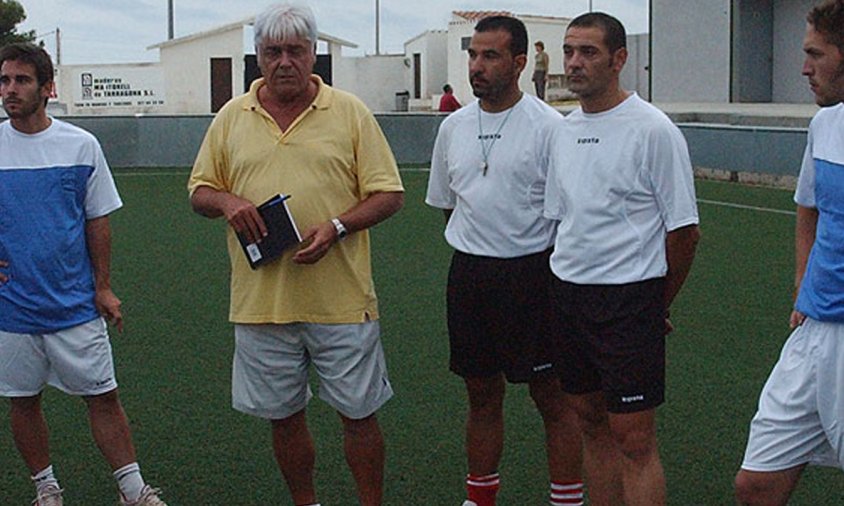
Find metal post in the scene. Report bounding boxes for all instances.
[375,0,381,55]
[168,0,174,39]
[55,27,61,65]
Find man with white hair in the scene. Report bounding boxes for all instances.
[188,4,404,505]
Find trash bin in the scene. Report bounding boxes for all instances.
[395,91,410,112]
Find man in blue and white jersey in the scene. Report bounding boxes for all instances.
[0,43,166,506]
[735,1,844,504]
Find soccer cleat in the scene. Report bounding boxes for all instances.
[119,484,167,506]
[32,484,63,506]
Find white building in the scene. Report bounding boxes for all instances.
[651,0,816,103]
[148,18,360,114]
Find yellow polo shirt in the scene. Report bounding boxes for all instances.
[188,76,403,324]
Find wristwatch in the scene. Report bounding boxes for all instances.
[331,217,348,240]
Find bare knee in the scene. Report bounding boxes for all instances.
[465,376,505,418]
[84,389,121,410]
[340,413,381,437]
[10,394,43,415]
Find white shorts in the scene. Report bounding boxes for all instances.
[741,318,844,472]
[0,317,117,397]
[232,321,393,420]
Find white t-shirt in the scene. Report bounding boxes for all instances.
[545,93,699,284]
[426,94,562,258]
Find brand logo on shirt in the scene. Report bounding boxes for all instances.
[577,137,600,144]
[478,133,503,140]
[532,363,553,372]
[621,394,645,403]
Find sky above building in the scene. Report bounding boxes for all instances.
[19,0,648,65]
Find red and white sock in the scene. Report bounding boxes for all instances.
[550,480,584,506]
[466,472,500,506]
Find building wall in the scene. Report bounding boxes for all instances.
[652,0,817,104]
[56,63,166,115]
[732,1,773,102]
[404,31,449,108]
[772,0,816,103]
[651,0,731,102]
[333,54,406,112]
[621,33,650,100]
[158,28,245,114]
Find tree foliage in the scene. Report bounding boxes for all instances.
[0,0,37,47]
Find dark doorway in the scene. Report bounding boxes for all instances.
[243,54,333,91]
[211,58,233,112]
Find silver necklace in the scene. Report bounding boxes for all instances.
[477,104,515,176]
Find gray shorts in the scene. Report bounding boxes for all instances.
[0,317,117,397]
[232,321,393,420]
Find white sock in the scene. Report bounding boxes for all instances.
[32,465,60,494]
[114,462,145,502]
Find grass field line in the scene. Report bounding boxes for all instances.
[697,198,796,216]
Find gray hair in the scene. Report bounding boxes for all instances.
[254,3,318,48]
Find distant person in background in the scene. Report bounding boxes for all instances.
[735,1,844,504]
[0,43,168,506]
[439,83,461,112]
[427,15,584,506]
[188,3,403,506]
[532,40,550,101]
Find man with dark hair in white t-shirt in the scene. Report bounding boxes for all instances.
[0,43,167,506]
[545,12,700,506]
[426,15,584,506]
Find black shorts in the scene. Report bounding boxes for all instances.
[549,277,666,413]
[447,249,555,383]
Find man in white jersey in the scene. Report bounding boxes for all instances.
[735,2,844,504]
[426,15,585,506]
[544,13,700,506]
[0,43,167,506]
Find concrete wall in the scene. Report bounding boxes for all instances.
[622,33,650,101]
[732,1,773,102]
[772,0,816,103]
[404,30,449,106]
[333,54,407,112]
[57,114,808,180]
[651,0,731,102]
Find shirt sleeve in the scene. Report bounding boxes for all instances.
[84,137,123,219]
[647,122,699,232]
[188,113,229,196]
[543,123,565,220]
[425,120,455,209]
[794,126,816,208]
[354,108,404,198]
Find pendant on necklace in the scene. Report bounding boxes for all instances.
[481,161,488,176]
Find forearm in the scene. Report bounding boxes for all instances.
[664,224,700,308]
[85,215,114,290]
[190,185,228,219]
[794,205,819,298]
[337,191,404,233]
